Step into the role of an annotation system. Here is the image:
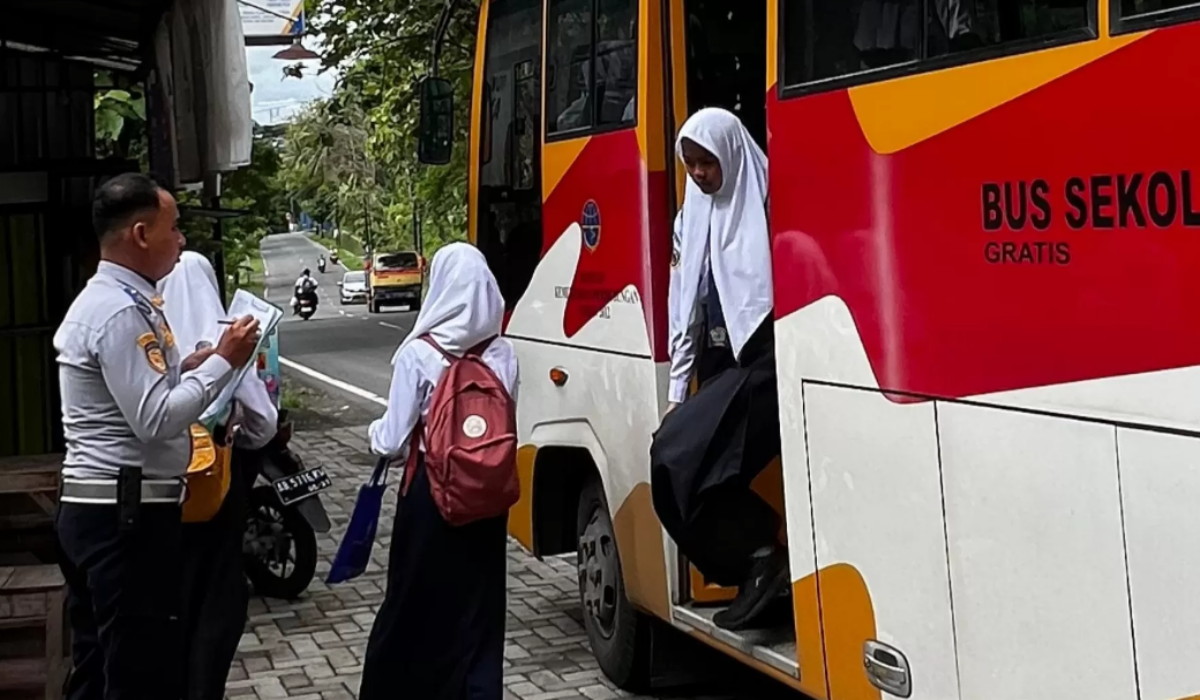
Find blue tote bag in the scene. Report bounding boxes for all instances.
[326,456,391,584]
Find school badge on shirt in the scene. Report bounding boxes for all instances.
[137,332,168,374]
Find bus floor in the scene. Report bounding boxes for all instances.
[673,601,800,679]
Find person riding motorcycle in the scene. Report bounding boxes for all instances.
[292,268,319,315]
[317,255,326,274]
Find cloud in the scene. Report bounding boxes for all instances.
[247,37,338,125]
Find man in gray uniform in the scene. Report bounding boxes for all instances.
[54,172,260,699]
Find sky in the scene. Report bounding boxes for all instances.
[246,40,338,125]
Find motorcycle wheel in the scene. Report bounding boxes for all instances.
[244,485,318,599]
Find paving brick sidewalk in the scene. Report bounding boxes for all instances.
[225,425,794,700]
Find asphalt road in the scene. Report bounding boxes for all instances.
[260,232,411,404]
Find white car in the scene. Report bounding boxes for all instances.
[338,270,368,305]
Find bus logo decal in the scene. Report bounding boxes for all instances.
[581,200,601,251]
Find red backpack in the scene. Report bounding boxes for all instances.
[403,335,519,526]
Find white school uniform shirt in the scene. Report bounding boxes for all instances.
[55,261,234,480]
[668,211,707,403]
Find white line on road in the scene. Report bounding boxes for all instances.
[379,321,404,331]
[280,356,387,408]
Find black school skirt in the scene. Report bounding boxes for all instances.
[650,317,782,583]
[359,456,508,700]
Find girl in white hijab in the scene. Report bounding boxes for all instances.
[158,250,278,700]
[652,108,785,633]
[361,242,517,700]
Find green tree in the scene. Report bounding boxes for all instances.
[180,128,288,288]
[293,0,479,253]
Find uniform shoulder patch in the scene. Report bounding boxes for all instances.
[119,284,156,319]
[137,332,167,374]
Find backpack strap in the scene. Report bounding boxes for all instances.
[419,334,498,361]
[400,420,422,496]
[466,335,498,358]
[419,334,454,362]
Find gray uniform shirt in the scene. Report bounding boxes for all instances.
[54,261,233,480]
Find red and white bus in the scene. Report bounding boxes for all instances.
[433,0,1200,697]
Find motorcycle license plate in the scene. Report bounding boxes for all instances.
[272,467,332,506]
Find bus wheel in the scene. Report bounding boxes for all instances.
[577,477,652,690]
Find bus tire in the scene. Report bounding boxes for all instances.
[576,476,652,691]
[370,299,380,314]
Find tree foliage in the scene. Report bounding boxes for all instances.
[282,0,479,255]
[181,128,288,286]
[94,84,288,290]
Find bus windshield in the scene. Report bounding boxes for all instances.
[375,253,418,270]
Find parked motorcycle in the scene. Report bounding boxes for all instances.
[243,411,332,599]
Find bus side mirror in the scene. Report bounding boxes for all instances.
[417,76,454,166]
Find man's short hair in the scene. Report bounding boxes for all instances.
[92,173,164,240]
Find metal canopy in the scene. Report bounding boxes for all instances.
[2,0,173,72]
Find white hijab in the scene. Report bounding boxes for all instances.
[160,251,279,446]
[675,107,773,360]
[391,242,505,363]
[159,251,224,354]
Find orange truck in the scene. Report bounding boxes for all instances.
[366,251,423,313]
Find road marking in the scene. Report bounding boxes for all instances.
[379,321,405,331]
[280,357,388,407]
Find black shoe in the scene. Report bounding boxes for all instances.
[712,548,789,631]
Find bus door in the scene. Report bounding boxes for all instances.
[472,0,545,309]
[662,0,778,598]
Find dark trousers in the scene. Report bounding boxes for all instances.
[56,502,184,700]
[181,453,257,700]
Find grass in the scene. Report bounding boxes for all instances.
[281,384,310,411]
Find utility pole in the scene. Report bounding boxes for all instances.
[363,198,373,255]
[408,171,421,255]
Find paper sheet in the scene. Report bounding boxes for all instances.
[200,290,283,426]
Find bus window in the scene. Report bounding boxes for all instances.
[1121,0,1199,14]
[546,0,637,136]
[925,0,1089,58]
[1117,0,1200,28]
[596,0,637,127]
[782,0,1092,88]
[548,0,594,134]
[476,0,544,310]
